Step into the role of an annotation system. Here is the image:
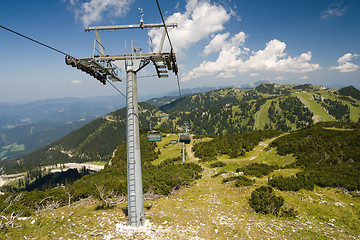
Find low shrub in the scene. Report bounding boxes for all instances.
[222,176,254,186]
[236,163,278,177]
[199,156,218,162]
[268,175,314,191]
[279,206,299,218]
[211,170,226,178]
[209,161,226,168]
[249,186,284,215]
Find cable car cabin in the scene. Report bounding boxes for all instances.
[147,130,162,142]
[170,139,178,144]
[179,133,191,144]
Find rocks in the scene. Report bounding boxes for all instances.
[334,202,345,207]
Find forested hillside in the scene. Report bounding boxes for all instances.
[270,121,360,191]
[158,83,360,135]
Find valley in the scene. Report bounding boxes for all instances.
[0,162,105,188]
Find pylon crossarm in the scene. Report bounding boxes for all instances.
[85,23,177,32]
[79,58,122,82]
[135,58,151,73]
[150,52,177,78]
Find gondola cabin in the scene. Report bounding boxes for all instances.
[179,133,191,144]
[147,130,162,142]
[170,139,178,144]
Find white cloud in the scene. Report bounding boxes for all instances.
[249,73,259,77]
[217,72,235,79]
[321,2,349,19]
[72,80,83,84]
[182,38,321,82]
[338,53,358,65]
[275,76,287,81]
[203,32,230,56]
[203,31,246,56]
[67,0,134,26]
[148,0,231,56]
[300,75,309,80]
[330,53,359,72]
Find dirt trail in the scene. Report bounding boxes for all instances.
[185,137,199,162]
[141,136,285,238]
[219,136,278,162]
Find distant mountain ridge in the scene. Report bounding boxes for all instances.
[0,96,125,129]
[0,86,224,161]
[0,103,159,173]
[0,95,127,161]
[156,83,359,134]
[1,83,359,173]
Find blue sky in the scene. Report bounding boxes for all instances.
[0,0,359,103]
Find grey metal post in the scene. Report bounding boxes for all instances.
[126,64,145,227]
[182,142,185,164]
[83,20,177,228]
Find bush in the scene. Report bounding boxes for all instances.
[209,161,226,168]
[279,206,299,218]
[268,175,314,191]
[199,156,218,162]
[211,171,227,178]
[249,186,284,215]
[222,176,254,187]
[236,163,278,177]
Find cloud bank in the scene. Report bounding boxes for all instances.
[182,38,321,81]
[330,53,359,72]
[147,0,320,82]
[148,0,231,56]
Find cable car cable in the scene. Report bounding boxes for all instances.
[0,24,69,56]
[155,0,184,109]
[155,0,174,51]
[106,79,126,98]
[0,24,126,98]
[176,74,182,99]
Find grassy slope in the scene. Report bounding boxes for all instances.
[3,135,360,239]
[295,91,335,122]
[152,134,182,165]
[254,99,271,130]
[348,102,360,122]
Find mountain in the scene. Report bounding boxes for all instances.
[0,86,229,160]
[0,95,127,161]
[336,85,360,100]
[0,120,90,161]
[0,96,125,129]
[157,83,359,134]
[1,83,359,173]
[144,86,230,108]
[0,84,271,161]
[0,102,160,173]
